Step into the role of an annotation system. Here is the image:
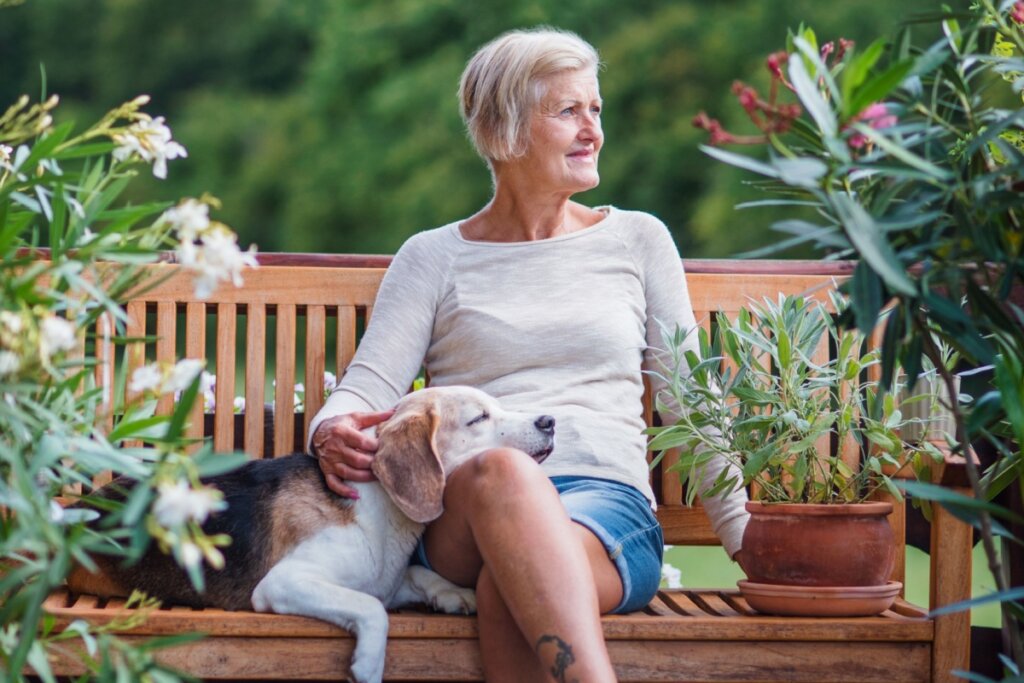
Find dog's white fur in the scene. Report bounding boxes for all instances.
[251,386,555,683]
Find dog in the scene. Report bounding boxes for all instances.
[67,386,555,683]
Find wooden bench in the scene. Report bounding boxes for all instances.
[43,255,974,682]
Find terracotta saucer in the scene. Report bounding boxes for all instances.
[737,580,903,617]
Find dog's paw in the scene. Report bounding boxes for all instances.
[348,648,386,683]
[430,585,477,615]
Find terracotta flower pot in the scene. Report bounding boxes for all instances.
[739,501,900,616]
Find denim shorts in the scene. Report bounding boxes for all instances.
[414,475,664,614]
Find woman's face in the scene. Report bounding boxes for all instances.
[515,69,603,194]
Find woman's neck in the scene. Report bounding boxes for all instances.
[461,184,603,243]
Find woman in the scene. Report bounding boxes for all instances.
[309,28,748,682]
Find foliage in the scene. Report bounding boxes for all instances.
[647,293,944,504]
[0,0,963,257]
[693,0,1024,677]
[0,91,254,680]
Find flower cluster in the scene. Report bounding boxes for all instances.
[129,358,205,396]
[160,198,259,299]
[693,33,902,156]
[693,51,804,146]
[0,308,77,380]
[2,88,260,680]
[153,478,223,529]
[147,471,229,573]
[845,102,897,149]
[112,113,187,180]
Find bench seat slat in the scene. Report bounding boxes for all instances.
[46,589,932,642]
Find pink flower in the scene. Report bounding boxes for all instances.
[1012,1,1024,24]
[847,103,898,149]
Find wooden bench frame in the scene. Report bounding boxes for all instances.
[43,255,974,682]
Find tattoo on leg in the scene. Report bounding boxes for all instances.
[535,634,579,683]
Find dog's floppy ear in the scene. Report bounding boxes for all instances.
[372,403,445,523]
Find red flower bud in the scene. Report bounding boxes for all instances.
[766,51,788,79]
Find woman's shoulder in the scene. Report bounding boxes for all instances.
[604,207,675,247]
[394,221,462,261]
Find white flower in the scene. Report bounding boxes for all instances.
[129,364,163,393]
[0,144,11,164]
[161,199,210,241]
[167,358,204,393]
[153,479,221,528]
[178,226,258,300]
[39,315,77,361]
[49,499,65,523]
[201,370,217,412]
[323,371,337,394]
[233,396,245,413]
[112,116,188,179]
[0,351,21,377]
[0,311,22,335]
[661,563,683,589]
[179,541,202,569]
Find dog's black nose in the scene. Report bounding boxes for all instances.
[535,415,555,434]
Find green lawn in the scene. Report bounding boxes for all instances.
[664,542,1000,627]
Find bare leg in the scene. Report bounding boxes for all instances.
[424,448,622,682]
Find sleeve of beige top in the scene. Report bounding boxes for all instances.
[306,232,445,452]
[634,214,749,559]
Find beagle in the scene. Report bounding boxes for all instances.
[67,386,555,683]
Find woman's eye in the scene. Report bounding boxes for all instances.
[590,106,602,116]
[560,107,575,117]
[467,412,490,426]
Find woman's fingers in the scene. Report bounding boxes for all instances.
[311,407,396,498]
[350,409,396,429]
[325,473,360,499]
[323,451,377,481]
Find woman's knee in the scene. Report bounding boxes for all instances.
[449,447,551,503]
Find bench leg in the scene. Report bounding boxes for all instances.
[930,495,973,682]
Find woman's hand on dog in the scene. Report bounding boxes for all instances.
[312,410,395,499]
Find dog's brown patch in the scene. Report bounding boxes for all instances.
[267,469,356,566]
[66,561,131,598]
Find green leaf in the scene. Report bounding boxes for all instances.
[841,38,886,114]
[929,587,1024,618]
[830,193,917,296]
[897,481,1024,523]
[741,444,776,482]
[847,123,953,180]
[849,261,882,333]
[699,145,779,178]
[847,59,915,119]
[788,47,837,139]
[192,448,248,478]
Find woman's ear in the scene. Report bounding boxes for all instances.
[371,405,445,523]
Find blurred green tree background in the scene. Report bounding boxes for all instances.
[0,0,965,256]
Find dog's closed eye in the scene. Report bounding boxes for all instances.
[467,412,489,427]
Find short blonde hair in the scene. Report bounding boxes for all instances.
[458,28,600,163]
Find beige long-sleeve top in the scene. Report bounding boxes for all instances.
[308,206,748,556]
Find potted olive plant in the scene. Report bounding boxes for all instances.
[647,293,945,616]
